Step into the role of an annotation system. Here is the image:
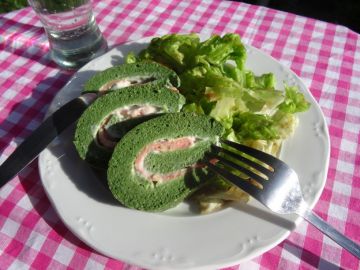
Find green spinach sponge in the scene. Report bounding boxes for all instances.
[107,112,224,212]
[83,61,180,94]
[73,84,185,169]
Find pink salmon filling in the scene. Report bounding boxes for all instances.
[97,105,159,149]
[134,137,197,183]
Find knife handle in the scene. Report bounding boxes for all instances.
[0,94,95,188]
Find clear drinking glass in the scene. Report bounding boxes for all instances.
[27,0,108,69]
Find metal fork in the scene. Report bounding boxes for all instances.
[203,139,360,259]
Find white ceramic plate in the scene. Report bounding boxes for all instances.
[39,35,330,270]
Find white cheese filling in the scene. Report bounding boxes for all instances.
[96,104,163,149]
[99,76,156,92]
[134,136,199,183]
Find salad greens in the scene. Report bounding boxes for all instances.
[126,33,310,213]
[127,33,310,150]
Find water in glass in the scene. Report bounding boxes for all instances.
[28,0,108,69]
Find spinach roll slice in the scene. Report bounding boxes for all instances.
[107,112,224,212]
[73,83,185,169]
[83,61,180,94]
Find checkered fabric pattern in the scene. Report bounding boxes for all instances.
[0,0,359,269]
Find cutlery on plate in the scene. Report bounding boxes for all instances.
[0,93,96,188]
[203,139,360,259]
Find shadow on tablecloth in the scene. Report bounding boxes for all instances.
[282,239,347,269]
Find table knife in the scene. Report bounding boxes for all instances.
[0,93,96,188]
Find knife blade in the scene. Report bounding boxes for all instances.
[0,93,96,188]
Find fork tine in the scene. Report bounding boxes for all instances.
[203,157,261,199]
[211,144,272,177]
[221,140,280,168]
[205,151,268,186]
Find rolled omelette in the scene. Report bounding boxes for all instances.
[82,61,180,94]
[107,112,224,212]
[73,83,185,169]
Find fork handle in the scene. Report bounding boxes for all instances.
[300,208,360,259]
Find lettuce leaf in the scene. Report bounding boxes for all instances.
[232,112,279,140]
[127,33,309,146]
[245,71,276,89]
[277,85,310,113]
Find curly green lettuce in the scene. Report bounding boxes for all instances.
[128,33,310,145]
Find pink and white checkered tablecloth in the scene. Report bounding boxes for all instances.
[0,0,359,269]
